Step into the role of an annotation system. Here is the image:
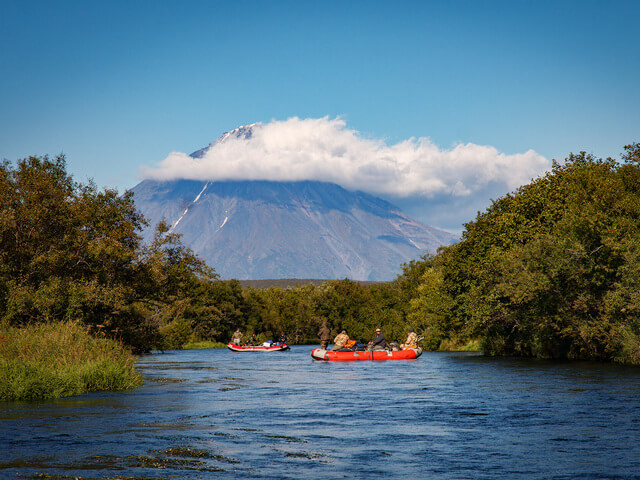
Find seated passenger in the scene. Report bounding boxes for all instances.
[332,330,350,351]
[401,328,418,350]
[369,328,387,351]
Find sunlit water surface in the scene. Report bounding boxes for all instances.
[2,346,640,479]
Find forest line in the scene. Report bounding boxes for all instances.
[1,142,639,397]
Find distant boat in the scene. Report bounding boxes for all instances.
[227,342,290,352]
[311,347,422,361]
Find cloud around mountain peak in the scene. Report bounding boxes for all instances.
[140,116,550,198]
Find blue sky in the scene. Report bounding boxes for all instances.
[1,0,638,232]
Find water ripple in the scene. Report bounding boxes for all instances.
[2,347,640,479]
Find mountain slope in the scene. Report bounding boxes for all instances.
[131,124,456,280]
[131,178,456,280]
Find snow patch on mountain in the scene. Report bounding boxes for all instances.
[130,178,457,280]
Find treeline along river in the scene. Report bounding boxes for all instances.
[2,347,640,479]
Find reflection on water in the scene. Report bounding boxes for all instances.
[2,347,640,479]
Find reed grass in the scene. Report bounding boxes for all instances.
[182,340,228,349]
[0,321,142,401]
[438,338,483,352]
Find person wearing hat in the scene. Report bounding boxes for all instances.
[332,330,350,351]
[369,328,388,351]
[401,328,418,350]
[231,328,243,346]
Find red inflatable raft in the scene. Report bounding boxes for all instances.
[311,347,422,361]
[227,342,290,352]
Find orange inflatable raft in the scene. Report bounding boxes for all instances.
[311,347,422,361]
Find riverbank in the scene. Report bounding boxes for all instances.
[438,338,483,352]
[182,340,228,349]
[0,321,142,402]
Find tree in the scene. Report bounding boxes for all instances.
[0,155,223,353]
[411,144,640,363]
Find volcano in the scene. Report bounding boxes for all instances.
[130,126,457,280]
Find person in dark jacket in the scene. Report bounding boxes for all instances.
[369,328,387,351]
[318,321,331,350]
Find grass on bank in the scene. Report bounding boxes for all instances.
[0,321,142,402]
[182,340,228,349]
[438,338,483,352]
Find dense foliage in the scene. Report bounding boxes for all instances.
[5,145,639,366]
[0,155,418,355]
[237,280,413,345]
[0,155,215,353]
[409,143,640,364]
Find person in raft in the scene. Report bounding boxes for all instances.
[401,328,418,350]
[318,321,331,350]
[332,330,350,351]
[231,329,243,345]
[369,328,388,351]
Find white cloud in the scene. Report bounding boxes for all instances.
[140,116,550,198]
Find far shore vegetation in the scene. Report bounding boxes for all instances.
[1,143,639,400]
[181,340,228,349]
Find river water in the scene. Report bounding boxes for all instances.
[2,346,640,479]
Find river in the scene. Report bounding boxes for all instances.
[2,346,640,479]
